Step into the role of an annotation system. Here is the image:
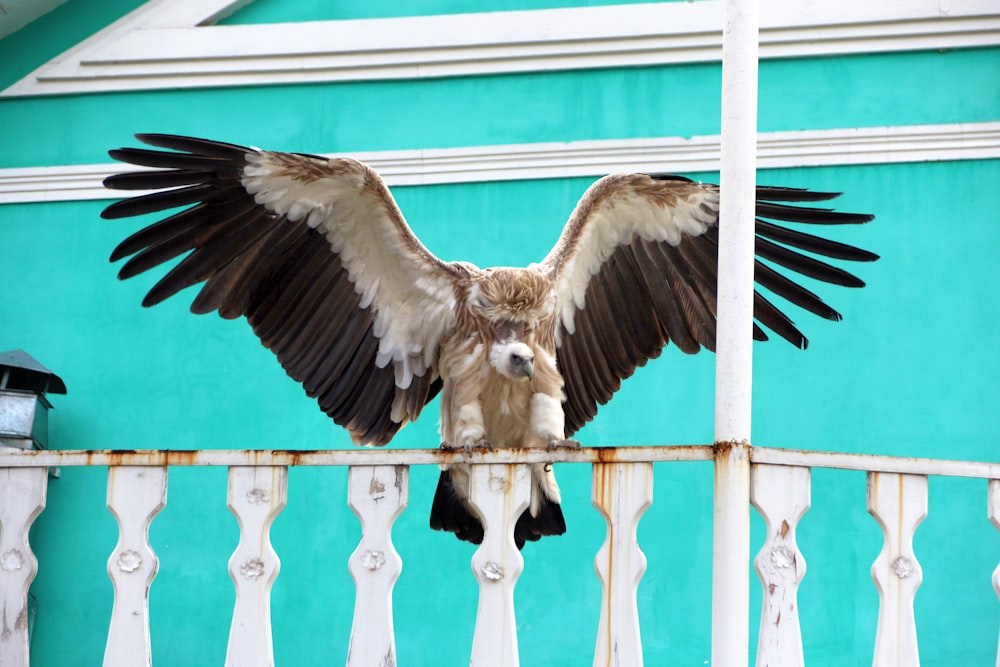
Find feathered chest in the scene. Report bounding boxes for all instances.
[478,366,536,446]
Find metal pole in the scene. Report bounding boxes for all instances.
[712,0,759,663]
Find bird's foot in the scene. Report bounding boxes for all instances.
[546,438,581,451]
[440,438,494,455]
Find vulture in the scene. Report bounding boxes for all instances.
[102,134,877,548]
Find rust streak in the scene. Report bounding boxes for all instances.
[394,465,405,493]
[713,439,750,460]
[596,446,622,464]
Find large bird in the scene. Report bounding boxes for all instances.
[102,134,876,548]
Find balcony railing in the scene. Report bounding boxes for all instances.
[1,444,998,666]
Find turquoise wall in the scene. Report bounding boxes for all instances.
[2,1,999,665]
[3,49,1000,167]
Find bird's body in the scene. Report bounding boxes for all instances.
[103,134,877,548]
[433,267,569,546]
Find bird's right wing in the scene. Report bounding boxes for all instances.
[103,134,470,446]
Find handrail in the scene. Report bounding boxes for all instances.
[2,444,998,478]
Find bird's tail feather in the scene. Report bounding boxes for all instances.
[429,469,485,545]
[515,486,566,548]
[429,469,566,549]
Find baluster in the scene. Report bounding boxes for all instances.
[346,465,408,667]
[989,479,1000,667]
[867,472,927,667]
[750,464,810,667]
[0,467,47,667]
[103,466,167,667]
[225,466,287,667]
[592,462,653,667]
[467,463,531,667]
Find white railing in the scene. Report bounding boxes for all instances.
[1,445,999,666]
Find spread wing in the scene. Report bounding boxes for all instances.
[539,173,877,436]
[103,134,469,446]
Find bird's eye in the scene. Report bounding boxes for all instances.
[477,295,491,309]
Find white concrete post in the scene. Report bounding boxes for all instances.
[868,472,927,667]
[712,0,759,663]
[103,466,167,667]
[990,479,1000,667]
[346,465,408,667]
[592,462,653,667]
[467,463,531,667]
[0,467,47,667]
[225,466,288,667]
[751,464,810,666]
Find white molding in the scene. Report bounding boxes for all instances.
[4,0,999,97]
[2,122,998,205]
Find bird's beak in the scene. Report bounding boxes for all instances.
[523,359,534,381]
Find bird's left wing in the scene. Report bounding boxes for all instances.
[103,134,467,446]
[538,173,877,436]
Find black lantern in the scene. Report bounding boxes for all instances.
[0,349,66,450]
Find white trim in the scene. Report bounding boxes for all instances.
[4,0,999,97]
[2,122,997,205]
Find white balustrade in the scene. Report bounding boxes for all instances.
[592,462,652,667]
[103,466,167,667]
[1,447,999,667]
[346,465,408,667]
[0,466,47,667]
[751,464,810,667]
[868,472,927,667]
[467,463,531,667]
[225,465,288,667]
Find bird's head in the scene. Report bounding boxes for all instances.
[468,269,553,382]
[468,268,555,332]
[489,341,535,381]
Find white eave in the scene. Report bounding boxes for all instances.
[3,0,1000,97]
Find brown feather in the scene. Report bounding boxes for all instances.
[191,222,293,316]
[316,318,379,416]
[633,240,700,354]
[755,236,867,287]
[144,209,273,306]
[584,273,633,378]
[252,240,334,346]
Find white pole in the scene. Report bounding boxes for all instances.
[712,0,759,663]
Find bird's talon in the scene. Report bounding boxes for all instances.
[547,438,582,451]
[466,438,494,454]
[443,438,494,455]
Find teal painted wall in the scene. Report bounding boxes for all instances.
[2,1,999,665]
[3,49,1000,167]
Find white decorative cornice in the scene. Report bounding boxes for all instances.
[3,0,999,97]
[2,122,997,204]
